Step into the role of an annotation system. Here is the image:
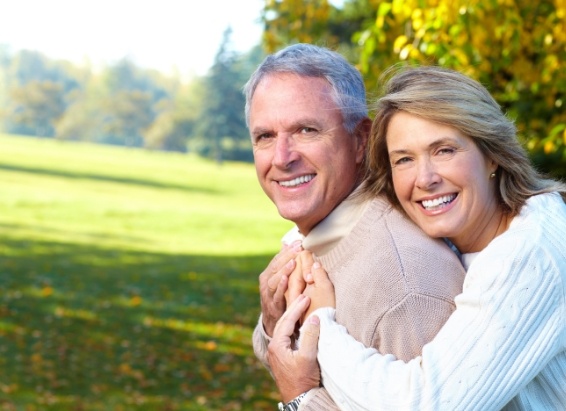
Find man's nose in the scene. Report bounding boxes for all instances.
[272,135,299,169]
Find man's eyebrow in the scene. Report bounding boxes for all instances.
[251,127,271,135]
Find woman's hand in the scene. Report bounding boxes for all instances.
[302,261,336,321]
[284,250,313,307]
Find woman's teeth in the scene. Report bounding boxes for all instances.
[422,194,456,210]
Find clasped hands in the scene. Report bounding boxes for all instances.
[258,241,335,402]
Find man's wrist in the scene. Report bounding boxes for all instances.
[277,391,308,411]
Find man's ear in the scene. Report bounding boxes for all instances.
[354,118,371,164]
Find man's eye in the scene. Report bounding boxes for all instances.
[254,133,272,142]
[300,127,317,134]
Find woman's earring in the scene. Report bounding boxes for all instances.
[490,172,496,179]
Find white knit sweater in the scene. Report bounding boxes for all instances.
[315,192,566,410]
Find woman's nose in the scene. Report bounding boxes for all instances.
[415,159,441,189]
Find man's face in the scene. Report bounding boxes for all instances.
[249,73,366,234]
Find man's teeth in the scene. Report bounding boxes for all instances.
[279,175,315,187]
[422,195,456,210]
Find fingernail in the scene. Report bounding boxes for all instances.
[313,262,320,269]
[306,274,313,282]
[310,315,320,325]
[286,260,295,268]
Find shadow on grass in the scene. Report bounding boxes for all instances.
[0,237,278,410]
[0,163,220,194]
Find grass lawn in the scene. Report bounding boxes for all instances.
[0,134,293,410]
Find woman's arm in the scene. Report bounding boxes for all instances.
[312,242,564,410]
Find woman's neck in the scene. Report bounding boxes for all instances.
[453,209,512,254]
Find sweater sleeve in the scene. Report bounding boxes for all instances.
[299,387,343,411]
[375,293,456,362]
[316,239,566,410]
[252,314,271,371]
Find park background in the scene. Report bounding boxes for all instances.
[1,0,565,409]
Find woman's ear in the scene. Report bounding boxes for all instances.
[486,156,499,177]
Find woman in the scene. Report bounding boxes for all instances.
[269,65,566,410]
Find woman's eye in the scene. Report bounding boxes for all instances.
[438,147,456,155]
[393,157,412,166]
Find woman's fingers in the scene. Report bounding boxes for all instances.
[300,251,316,284]
[298,315,320,359]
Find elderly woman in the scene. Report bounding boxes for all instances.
[269,66,566,410]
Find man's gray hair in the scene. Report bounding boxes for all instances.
[243,43,367,134]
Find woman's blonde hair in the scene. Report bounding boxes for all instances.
[363,65,566,216]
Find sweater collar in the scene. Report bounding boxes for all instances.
[281,186,371,255]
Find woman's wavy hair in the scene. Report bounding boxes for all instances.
[363,65,566,216]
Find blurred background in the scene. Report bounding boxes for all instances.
[1,0,565,173]
[1,0,565,410]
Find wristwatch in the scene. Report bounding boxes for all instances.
[277,391,308,411]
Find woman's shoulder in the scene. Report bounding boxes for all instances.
[472,193,566,279]
[509,193,566,240]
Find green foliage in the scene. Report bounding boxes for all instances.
[0,44,262,160]
[263,0,566,178]
[2,51,79,137]
[196,28,258,164]
[9,80,66,137]
[0,134,292,409]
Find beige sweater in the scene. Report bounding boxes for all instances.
[253,196,466,410]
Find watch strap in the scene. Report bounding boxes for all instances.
[277,391,308,411]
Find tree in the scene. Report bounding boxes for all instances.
[3,50,80,137]
[263,0,566,177]
[196,27,251,163]
[91,59,170,146]
[9,80,66,137]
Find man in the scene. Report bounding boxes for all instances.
[243,44,465,411]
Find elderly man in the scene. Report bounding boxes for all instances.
[243,44,465,411]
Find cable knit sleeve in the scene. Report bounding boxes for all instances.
[315,234,566,410]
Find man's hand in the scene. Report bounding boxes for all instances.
[259,241,303,337]
[268,295,321,403]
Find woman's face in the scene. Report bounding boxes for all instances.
[386,111,501,253]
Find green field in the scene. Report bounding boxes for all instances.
[0,134,293,410]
